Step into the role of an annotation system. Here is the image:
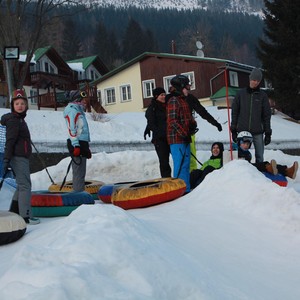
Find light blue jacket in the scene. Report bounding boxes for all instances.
[63,103,90,147]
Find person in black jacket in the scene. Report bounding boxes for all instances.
[145,87,171,177]
[182,85,222,171]
[231,68,272,163]
[0,89,40,225]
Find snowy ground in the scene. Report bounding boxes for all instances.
[0,107,300,300]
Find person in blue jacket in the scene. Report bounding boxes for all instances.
[64,90,92,192]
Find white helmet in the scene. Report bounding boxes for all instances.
[237,131,253,147]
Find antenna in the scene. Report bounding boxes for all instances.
[196,40,204,57]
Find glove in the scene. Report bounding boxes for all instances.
[87,148,92,159]
[231,130,238,143]
[2,159,10,175]
[144,126,151,140]
[215,122,222,132]
[264,134,271,146]
[73,146,81,157]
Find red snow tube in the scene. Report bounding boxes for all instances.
[111,177,186,210]
[0,211,26,246]
[31,191,95,217]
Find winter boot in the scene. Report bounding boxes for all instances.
[9,200,19,214]
[265,159,278,175]
[285,161,298,179]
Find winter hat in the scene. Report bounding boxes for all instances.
[249,68,262,82]
[153,87,166,98]
[11,88,28,112]
[65,90,87,102]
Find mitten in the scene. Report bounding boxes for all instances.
[73,146,81,157]
[264,134,271,146]
[215,122,222,132]
[144,126,151,140]
[87,148,92,159]
[231,130,238,143]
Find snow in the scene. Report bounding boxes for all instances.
[0,106,300,300]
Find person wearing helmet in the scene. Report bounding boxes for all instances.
[190,142,224,189]
[166,75,197,193]
[181,82,222,172]
[231,68,272,163]
[237,131,298,179]
[63,90,92,192]
[0,88,40,225]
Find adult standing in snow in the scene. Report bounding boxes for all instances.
[231,68,272,163]
[190,142,224,189]
[0,89,40,225]
[182,86,222,171]
[166,75,197,193]
[145,87,171,178]
[64,90,91,192]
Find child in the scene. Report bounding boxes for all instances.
[1,89,40,224]
[190,142,224,189]
[237,131,298,179]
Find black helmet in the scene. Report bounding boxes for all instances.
[170,75,190,90]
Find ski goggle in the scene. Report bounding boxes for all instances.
[80,91,87,98]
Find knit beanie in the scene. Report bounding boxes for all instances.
[11,88,28,112]
[153,87,166,98]
[249,68,262,82]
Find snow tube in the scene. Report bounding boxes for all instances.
[263,172,288,187]
[48,180,104,198]
[111,177,186,210]
[31,191,95,217]
[98,181,137,203]
[0,211,26,246]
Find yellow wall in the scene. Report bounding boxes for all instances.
[96,63,144,113]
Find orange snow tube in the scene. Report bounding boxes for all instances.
[111,177,186,210]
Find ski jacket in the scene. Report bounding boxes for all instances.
[145,99,167,144]
[200,157,222,171]
[1,112,32,160]
[63,102,90,147]
[231,87,272,135]
[187,94,220,128]
[166,94,196,145]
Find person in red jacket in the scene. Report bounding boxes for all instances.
[166,75,197,193]
[1,89,40,225]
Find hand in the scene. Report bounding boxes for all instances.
[73,146,81,157]
[87,149,92,159]
[264,134,271,146]
[231,130,237,143]
[2,159,10,175]
[144,126,151,140]
[215,123,222,132]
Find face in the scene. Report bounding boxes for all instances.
[156,93,166,103]
[240,141,251,150]
[182,85,191,96]
[13,98,27,113]
[211,144,220,157]
[80,98,87,109]
[249,79,260,89]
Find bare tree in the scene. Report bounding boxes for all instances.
[0,0,85,100]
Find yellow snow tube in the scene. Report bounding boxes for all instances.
[111,177,186,210]
[48,180,104,194]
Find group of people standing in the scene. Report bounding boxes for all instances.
[145,70,298,192]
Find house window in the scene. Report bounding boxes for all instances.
[182,72,196,90]
[229,71,239,87]
[97,90,102,104]
[44,62,49,73]
[105,88,116,105]
[142,80,155,98]
[120,85,132,102]
[90,70,94,80]
[163,75,175,92]
[30,90,38,105]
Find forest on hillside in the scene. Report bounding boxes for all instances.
[37,6,264,69]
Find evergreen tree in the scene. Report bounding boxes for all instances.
[257,0,300,118]
[61,18,83,60]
